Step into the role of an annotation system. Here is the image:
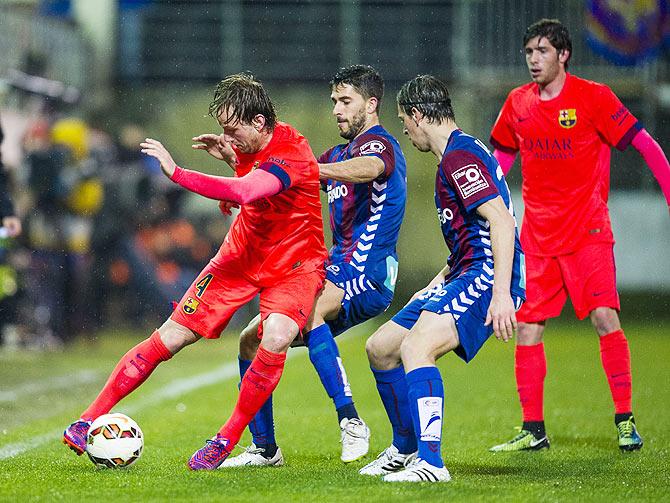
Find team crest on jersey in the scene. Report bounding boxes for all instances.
[359,140,386,155]
[182,297,199,315]
[251,161,260,171]
[558,109,577,128]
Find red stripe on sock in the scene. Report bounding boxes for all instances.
[515,343,546,422]
[599,329,632,414]
[218,345,286,447]
[81,331,172,421]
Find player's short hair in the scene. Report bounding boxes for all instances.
[524,18,572,69]
[330,65,384,113]
[397,75,455,124]
[208,72,277,130]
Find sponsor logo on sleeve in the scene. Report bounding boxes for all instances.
[452,164,490,199]
[267,156,289,166]
[359,140,386,155]
[558,108,577,128]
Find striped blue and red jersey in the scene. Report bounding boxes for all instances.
[318,125,407,289]
[436,129,525,298]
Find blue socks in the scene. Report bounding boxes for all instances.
[306,324,358,422]
[372,365,417,454]
[406,366,444,468]
[239,356,277,453]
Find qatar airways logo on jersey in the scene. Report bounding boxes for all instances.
[523,137,575,160]
[327,183,349,204]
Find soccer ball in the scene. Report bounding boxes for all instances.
[86,413,144,468]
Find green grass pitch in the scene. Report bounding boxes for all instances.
[1,320,668,501]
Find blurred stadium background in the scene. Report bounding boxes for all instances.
[0,0,668,350]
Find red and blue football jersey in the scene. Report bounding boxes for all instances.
[318,125,406,290]
[436,130,525,299]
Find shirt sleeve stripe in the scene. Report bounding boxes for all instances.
[464,192,498,212]
[258,162,291,190]
[615,121,642,151]
[489,137,517,154]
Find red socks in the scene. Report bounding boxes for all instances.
[81,331,173,421]
[515,343,547,422]
[599,329,632,414]
[218,345,286,447]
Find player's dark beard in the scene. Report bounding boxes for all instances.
[340,110,367,140]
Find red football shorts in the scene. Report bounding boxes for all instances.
[171,259,325,339]
[517,242,619,322]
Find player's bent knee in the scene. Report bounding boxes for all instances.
[260,314,300,353]
[365,326,402,370]
[590,307,621,336]
[157,319,199,354]
[239,316,261,359]
[517,322,545,345]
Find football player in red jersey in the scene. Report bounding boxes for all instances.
[63,73,328,470]
[489,19,670,452]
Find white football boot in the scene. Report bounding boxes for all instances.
[340,418,371,463]
[383,458,451,483]
[359,444,417,476]
[218,443,284,468]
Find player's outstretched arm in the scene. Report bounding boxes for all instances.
[140,138,177,177]
[476,196,517,343]
[493,149,517,177]
[319,156,384,183]
[140,138,282,203]
[192,133,238,171]
[631,129,670,212]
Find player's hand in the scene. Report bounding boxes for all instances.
[218,200,240,216]
[192,133,238,169]
[485,292,517,343]
[140,138,177,178]
[405,282,441,307]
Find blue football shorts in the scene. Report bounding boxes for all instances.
[325,261,394,336]
[392,266,524,362]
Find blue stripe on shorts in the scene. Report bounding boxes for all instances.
[325,262,393,336]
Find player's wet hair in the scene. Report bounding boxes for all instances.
[524,18,572,69]
[397,75,455,124]
[209,72,277,130]
[330,65,384,113]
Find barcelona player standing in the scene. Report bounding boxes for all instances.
[489,19,670,453]
[63,73,328,470]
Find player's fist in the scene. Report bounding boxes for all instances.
[140,138,177,178]
[219,200,240,216]
[192,133,238,169]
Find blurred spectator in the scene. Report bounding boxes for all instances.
[0,113,22,347]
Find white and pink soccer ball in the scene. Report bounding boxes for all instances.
[86,413,144,468]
